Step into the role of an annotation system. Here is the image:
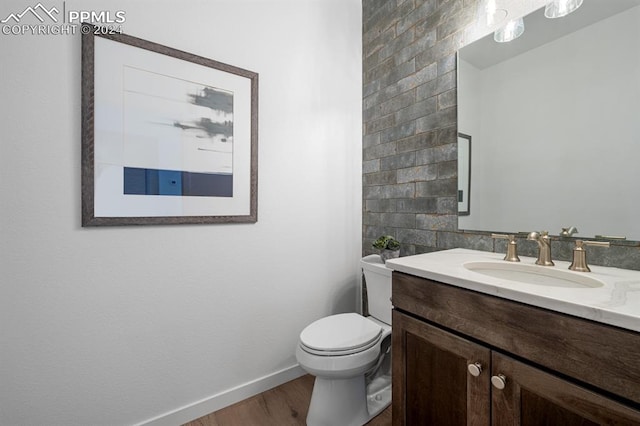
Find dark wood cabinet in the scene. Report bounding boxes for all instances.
[392,272,640,426]
[492,351,640,425]
[393,310,490,426]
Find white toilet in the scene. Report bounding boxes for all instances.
[296,254,393,426]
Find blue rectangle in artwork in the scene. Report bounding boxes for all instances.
[157,170,182,195]
[123,167,232,197]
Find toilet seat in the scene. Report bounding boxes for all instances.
[300,313,382,356]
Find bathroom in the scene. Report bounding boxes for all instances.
[1,0,639,425]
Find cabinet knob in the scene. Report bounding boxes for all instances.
[491,374,507,390]
[467,362,483,377]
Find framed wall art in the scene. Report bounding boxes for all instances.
[81,24,258,226]
[457,132,471,216]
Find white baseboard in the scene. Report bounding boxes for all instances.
[135,364,306,426]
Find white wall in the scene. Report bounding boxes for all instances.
[0,1,362,425]
[459,6,640,237]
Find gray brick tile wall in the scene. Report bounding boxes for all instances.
[362,0,640,268]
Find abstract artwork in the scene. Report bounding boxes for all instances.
[81,24,258,226]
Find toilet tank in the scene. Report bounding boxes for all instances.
[361,254,393,325]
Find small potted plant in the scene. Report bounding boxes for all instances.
[372,235,400,263]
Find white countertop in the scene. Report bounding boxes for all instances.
[386,248,640,333]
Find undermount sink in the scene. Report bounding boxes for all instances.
[463,261,605,289]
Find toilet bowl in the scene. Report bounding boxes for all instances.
[296,255,392,426]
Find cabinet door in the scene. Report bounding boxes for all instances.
[491,352,640,426]
[392,310,491,426]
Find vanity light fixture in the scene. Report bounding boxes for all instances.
[486,0,497,25]
[544,0,583,19]
[485,0,508,26]
[494,17,525,43]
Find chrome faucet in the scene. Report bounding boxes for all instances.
[527,231,554,266]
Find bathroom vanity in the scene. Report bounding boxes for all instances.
[387,249,640,425]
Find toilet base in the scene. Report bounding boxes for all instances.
[306,374,391,426]
[306,376,369,426]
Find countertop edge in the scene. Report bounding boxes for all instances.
[386,249,640,334]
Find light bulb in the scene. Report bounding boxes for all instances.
[544,0,584,19]
[494,17,525,43]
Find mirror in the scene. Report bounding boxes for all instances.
[458,1,640,241]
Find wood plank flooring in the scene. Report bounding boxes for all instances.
[183,374,391,426]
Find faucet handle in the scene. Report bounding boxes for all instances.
[560,226,578,237]
[569,240,610,272]
[491,233,520,262]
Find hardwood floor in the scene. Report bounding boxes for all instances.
[183,375,392,426]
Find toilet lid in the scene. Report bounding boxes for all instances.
[300,313,382,354]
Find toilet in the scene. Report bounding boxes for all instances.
[296,254,393,426]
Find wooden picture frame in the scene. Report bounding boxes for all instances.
[81,24,258,226]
